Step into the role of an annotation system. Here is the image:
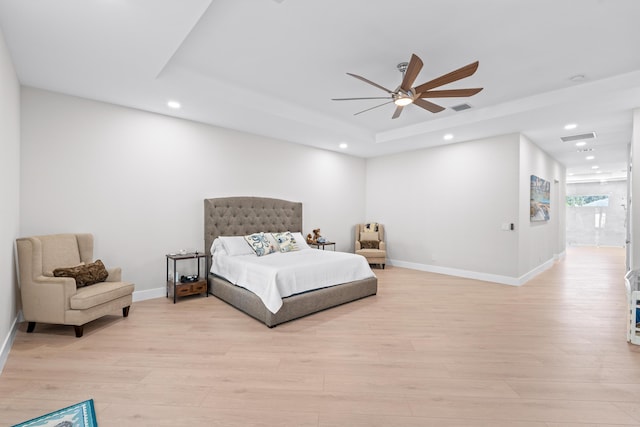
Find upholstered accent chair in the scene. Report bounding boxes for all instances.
[16,233,134,337]
[355,223,386,269]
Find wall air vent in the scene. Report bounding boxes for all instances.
[451,103,472,112]
[561,132,597,142]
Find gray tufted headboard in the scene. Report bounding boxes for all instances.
[204,197,303,255]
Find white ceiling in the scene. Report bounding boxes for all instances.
[2,0,639,182]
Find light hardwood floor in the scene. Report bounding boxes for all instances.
[2,246,640,426]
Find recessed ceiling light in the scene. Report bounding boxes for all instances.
[592,165,599,169]
[339,143,348,149]
[586,155,595,160]
[596,170,602,174]
[167,100,181,109]
[575,141,586,147]
[443,134,454,140]
[568,173,575,176]
[564,123,577,130]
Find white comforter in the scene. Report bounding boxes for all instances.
[210,239,375,314]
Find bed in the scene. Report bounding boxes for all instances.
[204,196,377,327]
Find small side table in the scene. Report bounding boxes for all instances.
[309,241,336,251]
[166,252,208,303]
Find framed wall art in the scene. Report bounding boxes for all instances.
[530,175,550,222]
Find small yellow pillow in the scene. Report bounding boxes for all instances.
[360,231,379,241]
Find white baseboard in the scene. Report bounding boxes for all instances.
[0,315,19,375]
[133,287,165,302]
[554,250,567,261]
[389,256,558,286]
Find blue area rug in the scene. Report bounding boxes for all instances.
[12,399,97,427]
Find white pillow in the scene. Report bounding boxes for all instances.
[272,231,298,252]
[218,236,255,256]
[244,232,278,257]
[292,232,311,250]
[210,238,228,256]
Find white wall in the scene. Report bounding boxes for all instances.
[518,135,566,276]
[366,134,522,280]
[632,108,640,269]
[0,26,21,370]
[20,88,366,297]
[366,133,565,284]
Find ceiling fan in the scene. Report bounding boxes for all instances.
[332,54,483,119]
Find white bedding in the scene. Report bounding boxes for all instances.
[210,238,375,314]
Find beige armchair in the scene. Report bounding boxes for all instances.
[16,233,134,337]
[355,223,386,269]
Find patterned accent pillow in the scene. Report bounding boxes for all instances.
[244,233,278,257]
[360,240,380,249]
[53,259,109,288]
[364,222,379,232]
[44,262,85,277]
[272,231,298,253]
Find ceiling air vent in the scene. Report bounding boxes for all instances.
[451,103,472,112]
[561,132,597,142]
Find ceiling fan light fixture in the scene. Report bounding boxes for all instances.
[394,96,413,107]
[334,53,482,119]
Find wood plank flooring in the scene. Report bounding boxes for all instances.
[2,246,640,426]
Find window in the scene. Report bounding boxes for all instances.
[566,195,609,207]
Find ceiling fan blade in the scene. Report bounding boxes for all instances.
[346,73,394,94]
[419,88,483,98]
[414,61,480,94]
[332,96,393,101]
[413,98,445,113]
[391,105,404,119]
[400,54,423,92]
[353,100,395,116]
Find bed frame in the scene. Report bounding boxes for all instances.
[204,196,377,327]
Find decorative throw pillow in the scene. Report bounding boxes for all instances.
[43,262,85,277]
[360,240,380,249]
[244,232,278,257]
[364,222,379,232]
[360,231,379,242]
[53,259,109,288]
[272,231,298,253]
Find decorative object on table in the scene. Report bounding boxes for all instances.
[12,399,97,427]
[307,228,323,244]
